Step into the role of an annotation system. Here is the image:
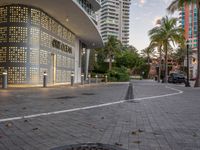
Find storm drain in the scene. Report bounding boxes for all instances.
[51,143,126,150]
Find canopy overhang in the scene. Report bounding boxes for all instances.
[0,0,103,49]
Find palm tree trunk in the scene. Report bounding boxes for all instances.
[194,0,200,87]
[109,56,112,71]
[164,43,168,83]
[158,46,162,83]
[147,56,150,79]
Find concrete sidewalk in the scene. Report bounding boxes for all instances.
[0,80,200,150]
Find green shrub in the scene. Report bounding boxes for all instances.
[107,67,130,82]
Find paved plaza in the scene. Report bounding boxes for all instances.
[0,80,200,150]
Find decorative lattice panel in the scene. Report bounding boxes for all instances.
[9,6,28,23]
[30,48,39,64]
[58,25,62,38]
[0,27,7,43]
[63,28,68,41]
[51,19,58,35]
[8,47,27,63]
[0,7,8,23]
[41,31,51,48]
[57,55,62,67]
[39,68,48,82]
[41,12,49,30]
[30,67,39,82]
[62,56,67,68]
[61,70,68,82]
[56,69,62,82]
[0,47,7,63]
[31,8,40,26]
[8,67,26,83]
[9,27,28,43]
[67,71,71,81]
[0,4,76,84]
[40,49,48,65]
[0,67,4,75]
[30,27,40,46]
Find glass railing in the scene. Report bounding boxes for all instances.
[76,0,97,20]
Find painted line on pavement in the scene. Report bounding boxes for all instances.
[0,86,183,123]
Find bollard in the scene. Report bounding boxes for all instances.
[2,70,7,89]
[71,72,74,86]
[88,74,91,84]
[43,72,47,88]
[105,75,108,83]
[95,74,98,84]
[81,74,84,85]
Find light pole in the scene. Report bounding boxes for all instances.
[185,40,190,87]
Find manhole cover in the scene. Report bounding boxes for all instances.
[51,143,126,150]
[82,93,95,96]
[56,96,76,99]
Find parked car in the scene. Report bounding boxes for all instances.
[168,73,185,84]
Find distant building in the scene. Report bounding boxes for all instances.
[179,3,198,79]
[98,0,131,46]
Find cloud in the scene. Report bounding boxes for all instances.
[140,0,146,4]
[137,0,146,7]
[135,17,141,20]
[161,0,173,5]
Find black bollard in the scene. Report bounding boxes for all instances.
[95,74,98,84]
[81,74,84,85]
[88,74,91,84]
[43,72,47,88]
[2,70,7,89]
[105,75,108,83]
[71,72,74,86]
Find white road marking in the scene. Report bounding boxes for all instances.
[0,86,183,123]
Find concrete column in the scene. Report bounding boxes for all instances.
[84,49,90,80]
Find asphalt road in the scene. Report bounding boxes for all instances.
[0,80,200,150]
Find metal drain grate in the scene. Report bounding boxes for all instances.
[51,143,126,150]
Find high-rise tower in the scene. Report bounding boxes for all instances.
[98,0,131,46]
[180,3,198,79]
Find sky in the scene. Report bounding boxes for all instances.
[129,0,176,50]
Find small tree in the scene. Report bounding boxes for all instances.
[104,36,122,70]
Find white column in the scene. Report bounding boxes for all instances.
[85,49,90,79]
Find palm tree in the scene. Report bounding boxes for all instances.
[141,45,156,78]
[104,36,121,70]
[148,37,163,82]
[148,16,185,83]
[172,47,187,70]
[141,45,155,66]
[168,0,200,87]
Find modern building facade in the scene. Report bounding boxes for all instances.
[180,3,198,79]
[0,0,103,85]
[98,0,131,46]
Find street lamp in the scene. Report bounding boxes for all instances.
[185,40,190,87]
